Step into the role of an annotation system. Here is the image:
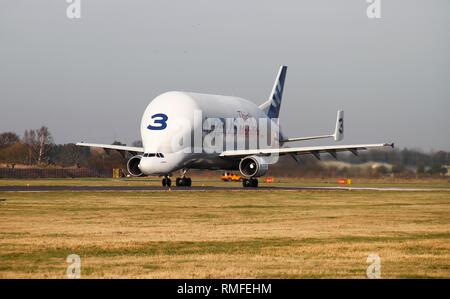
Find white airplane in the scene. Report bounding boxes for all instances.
[77,66,393,187]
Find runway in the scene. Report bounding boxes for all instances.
[0,185,449,192]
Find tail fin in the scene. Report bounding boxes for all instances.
[260,65,288,119]
[333,110,344,141]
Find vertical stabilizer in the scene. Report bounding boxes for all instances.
[259,65,287,119]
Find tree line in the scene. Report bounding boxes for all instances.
[0,128,449,177]
[0,128,135,169]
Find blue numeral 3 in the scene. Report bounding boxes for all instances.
[147,113,168,130]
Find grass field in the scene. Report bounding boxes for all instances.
[0,178,449,278]
[0,177,449,188]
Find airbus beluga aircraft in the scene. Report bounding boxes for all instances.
[77,66,393,187]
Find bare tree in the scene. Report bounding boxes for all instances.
[0,132,20,148]
[0,142,29,164]
[37,126,53,164]
[23,129,38,164]
[22,127,54,164]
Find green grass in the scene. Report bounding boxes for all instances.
[0,183,449,278]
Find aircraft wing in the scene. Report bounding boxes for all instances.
[220,143,394,159]
[76,142,144,154]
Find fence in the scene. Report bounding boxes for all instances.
[0,168,115,179]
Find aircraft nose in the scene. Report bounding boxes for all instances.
[138,157,152,174]
[138,153,181,176]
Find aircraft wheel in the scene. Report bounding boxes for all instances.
[251,178,258,187]
[175,177,192,187]
[243,178,258,188]
[242,178,250,188]
[162,177,172,187]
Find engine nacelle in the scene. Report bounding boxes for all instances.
[239,155,269,178]
[127,155,144,177]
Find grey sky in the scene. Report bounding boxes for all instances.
[1,0,449,151]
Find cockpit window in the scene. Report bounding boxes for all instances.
[143,153,164,158]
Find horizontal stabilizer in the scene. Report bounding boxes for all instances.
[281,110,344,143]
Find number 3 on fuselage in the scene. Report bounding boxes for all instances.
[147,113,168,130]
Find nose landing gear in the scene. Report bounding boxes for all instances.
[162,176,171,187]
[242,178,258,188]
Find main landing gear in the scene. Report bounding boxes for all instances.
[242,178,258,188]
[175,169,192,187]
[175,177,192,187]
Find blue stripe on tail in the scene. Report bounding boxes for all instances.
[267,66,287,119]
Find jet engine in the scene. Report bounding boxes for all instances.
[127,155,144,177]
[239,156,269,178]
